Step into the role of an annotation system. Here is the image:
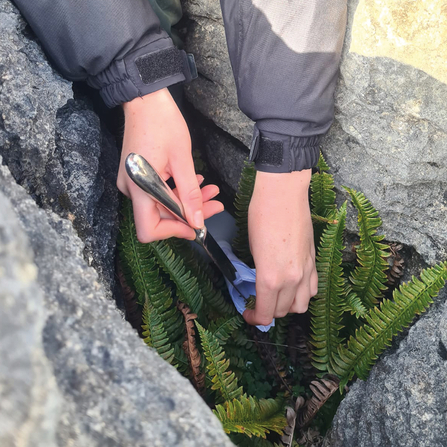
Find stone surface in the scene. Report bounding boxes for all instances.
[183,0,447,265]
[350,0,447,84]
[0,192,60,447]
[323,285,447,447]
[323,0,447,265]
[0,0,119,294]
[0,159,234,447]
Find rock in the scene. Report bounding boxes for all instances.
[323,0,447,265]
[0,190,61,447]
[0,0,119,294]
[183,0,447,265]
[323,286,447,447]
[0,159,234,447]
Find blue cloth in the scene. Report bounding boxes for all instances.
[218,241,275,332]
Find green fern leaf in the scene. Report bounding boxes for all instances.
[209,315,245,345]
[344,187,390,308]
[214,395,286,438]
[332,262,447,389]
[118,198,183,343]
[233,161,256,266]
[340,284,368,318]
[196,321,244,403]
[270,315,291,355]
[311,153,336,218]
[142,299,176,366]
[167,238,236,317]
[310,202,347,374]
[151,240,203,315]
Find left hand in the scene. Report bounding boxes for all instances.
[243,170,318,326]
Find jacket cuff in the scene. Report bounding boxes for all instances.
[87,37,197,108]
[248,126,321,173]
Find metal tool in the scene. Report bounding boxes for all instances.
[125,153,246,298]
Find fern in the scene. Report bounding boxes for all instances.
[270,315,291,356]
[142,299,176,367]
[150,239,203,315]
[311,154,336,218]
[344,187,390,308]
[168,238,236,317]
[209,315,245,345]
[214,395,287,438]
[233,161,256,266]
[310,202,347,374]
[118,198,183,343]
[196,321,244,403]
[332,262,447,389]
[340,284,368,318]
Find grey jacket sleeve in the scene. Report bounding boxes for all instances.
[13,0,196,108]
[220,0,347,172]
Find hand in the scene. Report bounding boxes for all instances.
[117,88,223,242]
[243,170,318,326]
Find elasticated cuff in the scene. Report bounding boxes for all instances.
[87,37,197,108]
[248,125,321,173]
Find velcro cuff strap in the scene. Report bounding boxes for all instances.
[249,127,321,173]
[135,47,184,85]
[257,137,284,167]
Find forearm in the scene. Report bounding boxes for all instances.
[14,0,196,107]
[219,0,347,172]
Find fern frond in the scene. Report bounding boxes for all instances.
[118,198,183,343]
[177,302,205,394]
[340,284,368,318]
[271,315,291,355]
[332,262,447,389]
[150,240,203,315]
[142,298,176,367]
[196,322,244,403]
[168,238,236,317]
[344,187,390,308]
[214,395,287,438]
[296,376,339,429]
[208,315,245,345]
[233,161,256,266]
[310,202,347,374]
[311,153,336,218]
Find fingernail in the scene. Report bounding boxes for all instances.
[194,211,204,228]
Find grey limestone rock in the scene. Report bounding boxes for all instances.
[0,159,234,447]
[0,0,119,294]
[323,285,447,447]
[0,189,60,447]
[322,0,447,265]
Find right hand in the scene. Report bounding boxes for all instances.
[117,88,223,243]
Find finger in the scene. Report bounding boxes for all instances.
[132,192,195,242]
[243,283,277,326]
[196,174,205,186]
[274,287,296,318]
[202,200,224,220]
[200,184,220,202]
[310,268,319,297]
[170,154,204,229]
[289,282,312,314]
[157,199,223,221]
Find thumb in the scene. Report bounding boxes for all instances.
[170,153,204,229]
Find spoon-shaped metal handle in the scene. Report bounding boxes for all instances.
[125,153,207,245]
[125,153,189,223]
